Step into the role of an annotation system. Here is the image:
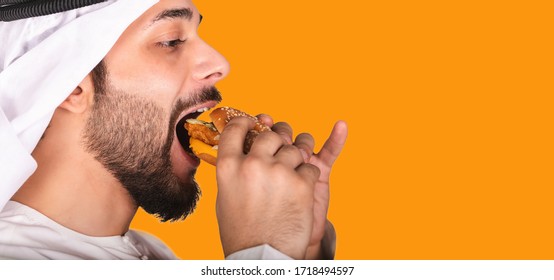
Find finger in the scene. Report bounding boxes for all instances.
[275,145,305,168]
[249,131,287,156]
[315,121,348,167]
[271,122,293,144]
[256,114,274,128]
[294,133,315,162]
[296,163,321,187]
[217,116,256,159]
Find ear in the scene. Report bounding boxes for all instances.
[59,74,95,114]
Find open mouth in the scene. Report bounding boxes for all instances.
[176,106,212,156]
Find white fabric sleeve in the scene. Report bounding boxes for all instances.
[225,244,293,260]
[224,221,337,260]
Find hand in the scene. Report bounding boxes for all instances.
[271,119,348,259]
[215,116,321,259]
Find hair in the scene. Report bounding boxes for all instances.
[90,59,108,99]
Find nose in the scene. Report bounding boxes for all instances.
[191,39,230,85]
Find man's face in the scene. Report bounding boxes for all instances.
[83,0,229,221]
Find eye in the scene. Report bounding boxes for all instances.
[156,39,186,49]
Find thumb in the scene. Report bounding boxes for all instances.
[316,121,348,167]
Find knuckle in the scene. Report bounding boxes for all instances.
[280,144,297,153]
[308,163,321,177]
[271,123,292,136]
[300,163,320,180]
[270,161,291,176]
[258,130,282,143]
[294,142,310,152]
[238,156,266,183]
[216,155,235,171]
[276,134,293,145]
[242,155,265,171]
[296,132,315,144]
[297,132,313,139]
[273,121,292,131]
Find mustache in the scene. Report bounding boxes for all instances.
[169,87,223,130]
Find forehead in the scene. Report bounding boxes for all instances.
[130,0,199,29]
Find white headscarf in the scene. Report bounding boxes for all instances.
[0,0,159,210]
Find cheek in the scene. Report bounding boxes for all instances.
[83,91,171,169]
[108,73,183,121]
[106,52,187,108]
[109,93,167,141]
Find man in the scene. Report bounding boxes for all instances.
[0,0,347,259]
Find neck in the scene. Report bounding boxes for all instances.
[12,133,137,237]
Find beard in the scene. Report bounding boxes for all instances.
[83,62,221,222]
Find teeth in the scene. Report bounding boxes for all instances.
[196,107,209,113]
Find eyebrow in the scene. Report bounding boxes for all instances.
[149,8,203,27]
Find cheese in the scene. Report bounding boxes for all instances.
[189,138,218,165]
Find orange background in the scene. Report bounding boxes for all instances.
[131,0,554,259]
